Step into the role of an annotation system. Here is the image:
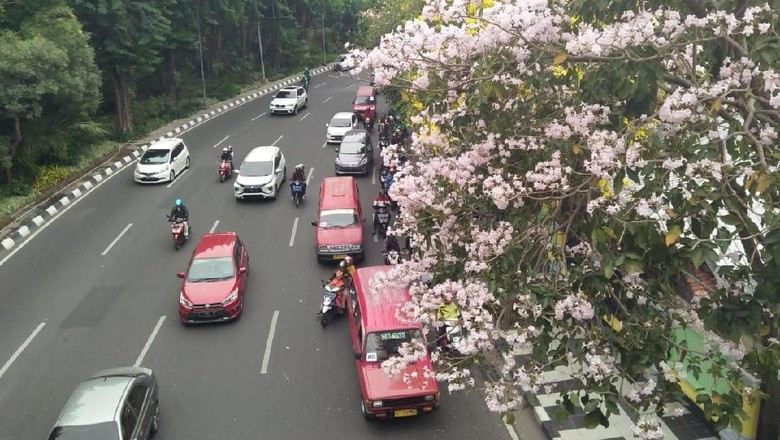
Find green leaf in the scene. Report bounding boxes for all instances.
[584,398,600,413]
[604,260,615,279]
[665,225,682,246]
[691,247,705,268]
[584,408,604,429]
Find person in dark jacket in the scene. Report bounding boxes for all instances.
[290,163,307,198]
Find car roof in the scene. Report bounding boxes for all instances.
[244,146,279,162]
[354,266,417,332]
[356,85,375,96]
[331,112,355,120]
[320,177,358,210]
[147,138,184,151]
[193,232,237,258]
[57,369,148,427]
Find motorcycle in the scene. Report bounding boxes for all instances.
[438,319,463,353]
[218,159,232,182]
[384,249,401,265]
[375,206,390,237]
[318,280,346,328]
[168,217,188,250]
[364,115,375,132]
[378,136,390,152]
[378,167,389,190]
[300,76,310,91]
[290,180,305,207]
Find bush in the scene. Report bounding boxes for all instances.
[33,165,73,193]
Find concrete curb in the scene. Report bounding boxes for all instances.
[0,66,334,257]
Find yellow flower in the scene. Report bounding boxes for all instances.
[413,100,424,111]
[569,15,579,26]
[467,3,478,16]
[552,65,568,78]
[482,0,495,7]
[598,178,613,198]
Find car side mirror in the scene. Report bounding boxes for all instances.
[354,351,361,360]
[239,267,247,274]
[311,221,318,227]
[275,168,281,174]
[176,272,185,279]
[233,169,240,174]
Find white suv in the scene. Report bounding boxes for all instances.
[134,138,191,183]
[269,86,308,115]
[234,146,287,200]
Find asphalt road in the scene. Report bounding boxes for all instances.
[0,72,541,440]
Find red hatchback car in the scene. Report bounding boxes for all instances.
[177,232,249,324]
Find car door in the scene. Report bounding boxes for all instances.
[126,382,151,440]
[273,153,283,188]
[365,136,373,164]
[296,87,304,107]
[170,144,183,173]
[234,239,248,294]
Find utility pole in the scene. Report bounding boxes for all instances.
[257,21,266,82]
[196,8,207,105]
[321,0,326,65]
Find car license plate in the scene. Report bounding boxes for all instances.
[394,409,417,418]
[333,254,347,260]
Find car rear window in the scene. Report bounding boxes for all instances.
[318,209,358,228]
[188,257,235,282]
[49,423,120,440]
[140,149,169,164]
[330,118,352,128]
[340,140,366,154]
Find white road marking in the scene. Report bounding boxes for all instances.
[346,83,356,89]
[209,220,220,233]
[251,112,266,121]
[314,82,326,88]
[306,168,314,185]
[165,169,189,188]
[134,315,166,367]
[0,322,46,381]
[323,96,333,103]
[373,234,379,243]
[299,113,310,122]
[212,135,230,148]
[0,160,130,267]
[504,422,520,440]
[372,166,376,185]
[272,135,283,145]
[321,142,328,149]
[101,223,133,256]
[289,217,299,247]
[260,310,280,374]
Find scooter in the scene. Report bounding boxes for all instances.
[290,181,305,207]
[375,206,390,237]
[438,319,463,353]
[318,280,346,328]
[168,217,188,250]
[364,116,375,132]
[218,159,232,182]
[383,249,401,265]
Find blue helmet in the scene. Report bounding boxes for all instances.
[175,198,182,206]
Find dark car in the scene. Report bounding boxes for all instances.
[335,130,373,175]
[49,367,160,440]
[177,232,249,324]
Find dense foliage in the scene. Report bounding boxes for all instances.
[0,0,367,193]
[355,0,780,437]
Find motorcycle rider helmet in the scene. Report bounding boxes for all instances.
[222,147,229,153]
[378,188,387,197]
[443,292,454,303]
[344,256,353,266]
[226,145,233,152]
[175,198,182,206]
[295,163,304,171]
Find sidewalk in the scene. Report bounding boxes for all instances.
[516,357,719,440]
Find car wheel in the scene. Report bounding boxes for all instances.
[151,402,160,433]
[293,105,298,115]
[185,156,191,170]
[283,167,287,183]
[304,98,308,109]
[169,170,175,182]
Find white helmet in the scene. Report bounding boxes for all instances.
[223,147,229,152]
[296,163,304,170]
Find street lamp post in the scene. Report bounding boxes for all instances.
[321,0,326,65]
[196,9,207,105]
[257,21,266,82]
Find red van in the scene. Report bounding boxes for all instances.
[347,266,441,420]
[352,85,377,122]
[311,176,365,263]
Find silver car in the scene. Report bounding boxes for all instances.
[49,367,160,440]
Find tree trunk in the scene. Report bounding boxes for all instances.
[161,50,178,106]
[112,70,133,133]
[758,380,780,440]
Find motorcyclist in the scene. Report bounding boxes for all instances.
[302,67,312,88]
[168,198,190,239]
[372,188,392,235]
[384,235,401,254]
[290,164,307,199]
[219,147,233,170]
[436,292,461,347]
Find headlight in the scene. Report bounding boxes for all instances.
[179,292,193,308]
[263,181,275,189]
[424,394,436,401]
[371,400,383,408]
[234,184,243,192]
[335,157,342,165]
[156,166,170,176]
[358,157,368,165]
[348,244,362,251]
[222,287,239,305]
[285,103,294,107]
[318,245,328,252]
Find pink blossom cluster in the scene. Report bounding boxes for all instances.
[553,293,596,321]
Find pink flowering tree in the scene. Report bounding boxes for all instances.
[355,0,780,436]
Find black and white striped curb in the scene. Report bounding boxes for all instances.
[0,66,333,254]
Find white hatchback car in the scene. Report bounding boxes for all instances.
[234,146,287,200]
[325,112,360,144]
[269,86,308,115]
[134,138,191,184]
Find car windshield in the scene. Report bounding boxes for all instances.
[340,140,366,154]
[240,160,274,176]
[364,329,424,362]
[187,257,235,282]
[276,90,295,99]
[330,118,352,128]
[49,423,120,440]
[140,149,169,164]
[355,96,373,105]
[318,209,358,228]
